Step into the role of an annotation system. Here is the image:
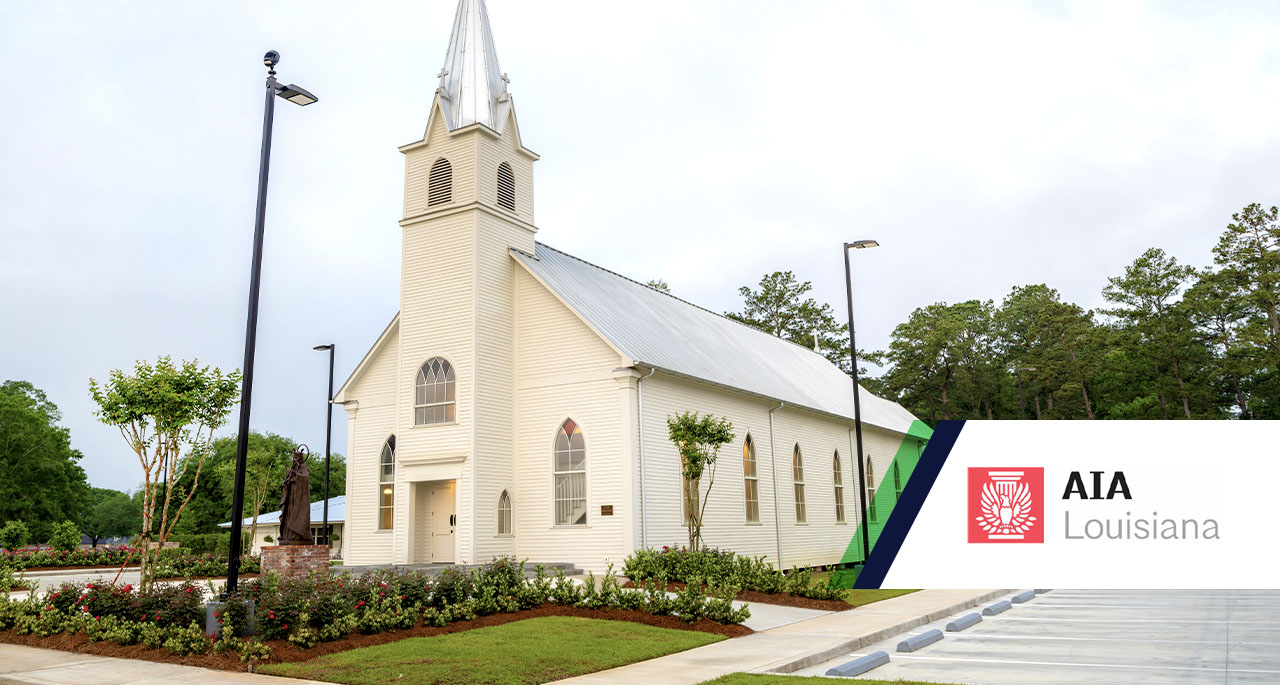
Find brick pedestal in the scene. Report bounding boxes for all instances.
[260,545,330,580]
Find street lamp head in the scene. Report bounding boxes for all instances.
[276,83,318,106]
[846,239,880,250]
[313,344,333,351]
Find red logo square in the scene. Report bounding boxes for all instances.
[968,467,1044,543]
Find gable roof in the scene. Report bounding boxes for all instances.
[511,243,921,435]
[218,496,346,528]
[333,314,399,404]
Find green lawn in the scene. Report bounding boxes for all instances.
[808,572,919,608]
[702,675,956,685]
[258,616,725,685]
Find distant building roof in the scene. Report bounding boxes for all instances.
[217,496,346,528]
[512,243,921,435]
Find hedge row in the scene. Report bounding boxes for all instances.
[622,546,846,600]
[0,547,260,577]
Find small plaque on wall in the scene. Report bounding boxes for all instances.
[600,505,614,516]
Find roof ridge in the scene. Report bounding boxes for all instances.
[530,241,850,364]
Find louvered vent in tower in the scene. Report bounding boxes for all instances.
[428,158,452,206]
[496,162,516,211]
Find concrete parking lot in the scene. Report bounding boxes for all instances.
[798,589,1280,684]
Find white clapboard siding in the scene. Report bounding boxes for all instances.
[342,324,400,565]
[637,373,907,569]
[512,266,631,571]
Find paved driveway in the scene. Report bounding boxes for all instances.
[798,589,1280,684]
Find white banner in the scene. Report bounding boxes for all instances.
[883,422,1280,589]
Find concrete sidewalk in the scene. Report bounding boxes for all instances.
[0,644,322,684]
[554,589,1008,684]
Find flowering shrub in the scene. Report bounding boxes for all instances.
[623,546,845,601]
[42,579,205,629]
[0,580,264,659]
[0,556,749,662]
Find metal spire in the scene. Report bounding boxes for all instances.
[436,0,511,133]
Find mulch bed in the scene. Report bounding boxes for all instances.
[621,580,852,612]
[0,604,751,672]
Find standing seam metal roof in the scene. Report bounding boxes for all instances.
[511,243,921,435]
[217,496,346,528]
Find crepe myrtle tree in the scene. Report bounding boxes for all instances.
[667,411,734,552]
[89,357,239,589]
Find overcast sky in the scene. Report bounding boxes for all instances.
[2,1,1278,493]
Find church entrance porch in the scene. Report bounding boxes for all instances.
[410,480,456,564]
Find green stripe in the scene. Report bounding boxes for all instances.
[839,420,932,565]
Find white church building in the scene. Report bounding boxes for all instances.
[334,0,925,572]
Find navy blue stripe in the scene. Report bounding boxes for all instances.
[854,420,966,589]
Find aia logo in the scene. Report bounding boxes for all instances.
[968,468,1043,543]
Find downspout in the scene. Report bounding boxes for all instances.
[768,401,785,569]
[637,366,657,550]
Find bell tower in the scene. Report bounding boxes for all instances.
[390,0,538,565]
[399,0,538,231]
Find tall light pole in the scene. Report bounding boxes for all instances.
[226,51,318,596]
[843,239,879,567]
[314,344,335,547]
[1015,366,1037,420]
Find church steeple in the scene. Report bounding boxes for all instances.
[436,0,511,133]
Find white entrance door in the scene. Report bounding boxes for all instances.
[428,480,456,563]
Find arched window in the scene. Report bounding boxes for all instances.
[553,419,586,526]
[743,435,759,523]
[866,457,877,523]
[893,462,903,502]
[833,451,846,524]
[793,445,806,523]
[497,490,512,535]
[496,162,516,211]
[378,436,396,530]
[414,357,456,425]
[428,158,452,206]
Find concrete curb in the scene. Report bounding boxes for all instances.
[945,612,982,632]
[765,589,1014,674]
[897,628,943,652]
[983,600,1013,616]
[825,651,890,677]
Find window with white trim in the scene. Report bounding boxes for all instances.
[553,419,586,526]
[893,462,903,502]
[309,525,334,546]
[414,357,456,425]
[793,444,806,523]
[497,490,512,535]
[833,450,846,523]
[378,436,395,530]
[743,434,759,523]
[866,457,877,523]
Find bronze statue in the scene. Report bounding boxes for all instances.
[278,446,312,545]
